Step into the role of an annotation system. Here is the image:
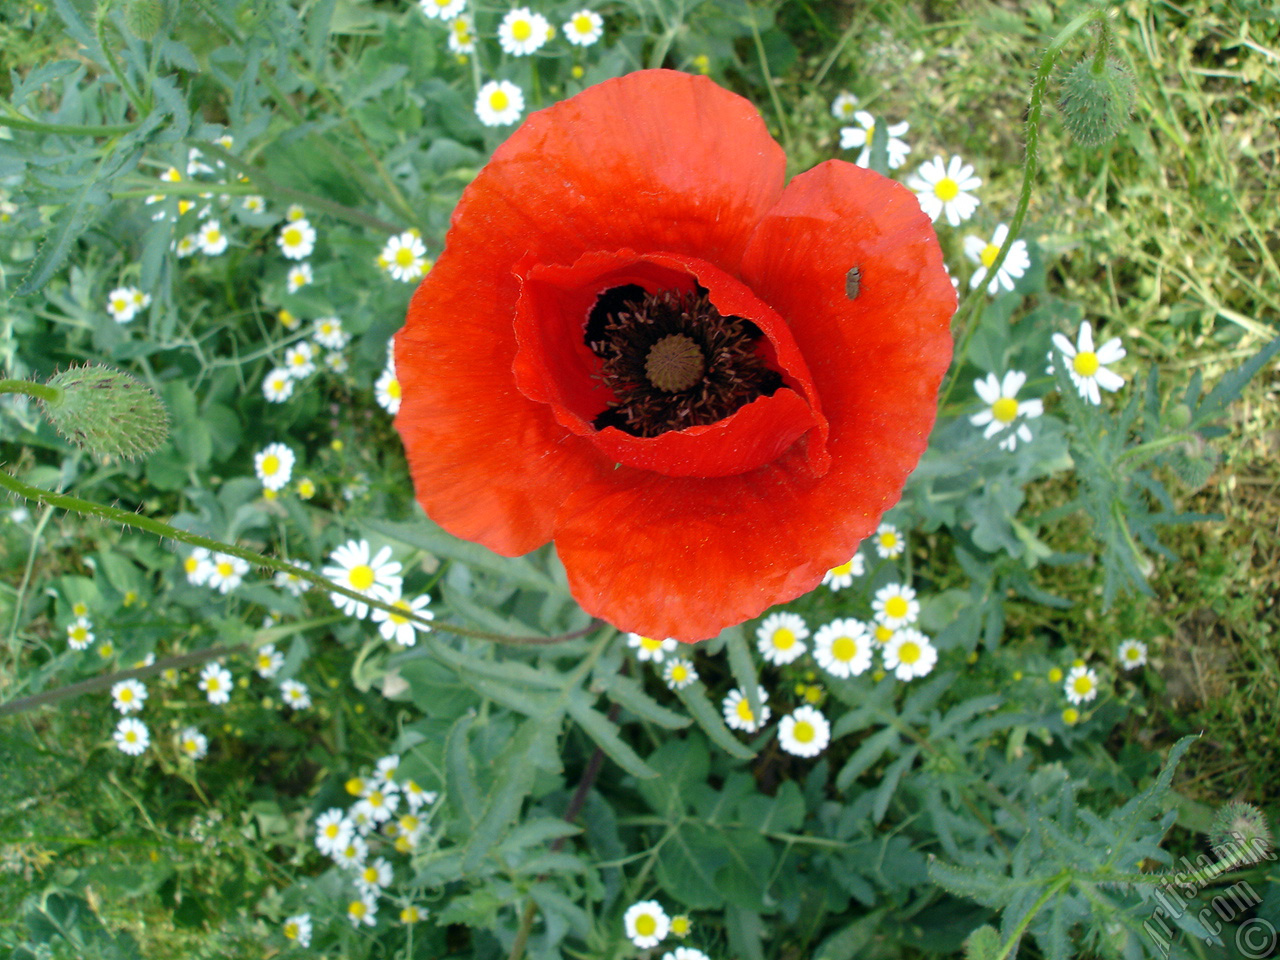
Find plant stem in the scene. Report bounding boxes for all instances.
[748,6,791,152]
[939,7,1107,409]
[994,873,1073,960]
[0,463,587,646]
[0,379,60,403]
[0,109,139,137]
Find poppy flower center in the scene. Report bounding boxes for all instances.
[587,286,783,439]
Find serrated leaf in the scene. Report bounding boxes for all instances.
[674,683,755,759]
[601,674,690,730]
[567,692,657,779]
[461,719,557,872]
[835,727,899,791]
[445,711,480,828]
[1194,335,1280,425]
[16,175,110,297]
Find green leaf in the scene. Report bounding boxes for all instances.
[601,673,690,730]
[674,682,756,759]
[722,625,762,719]
[461,718,559,872]
[445,711,481,828]
[566,691,658,779]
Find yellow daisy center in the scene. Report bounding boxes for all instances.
[874,624,894,644]
[184,557,199,573]
[216,561,233,577]
[99,643,114,656]
[283,227,302,247]
[125,730,138,743]
[368,790,385,808]
[207,677,222,692]
[71,626,86,639]
[205,228,221,243]
[346,777,364,795]
[771,628,796,650]
[298,479,316,497]
[112,296,129,311]
[392,246,416,267]
[879,532,897,548]
[1072,676,1093,695]
[934,177,960,201]
[183,738,197,752]
[362,866,378,883]
[884,596,909,619]
[635,914,657,937]
[1063,708,1080,725]
[865,122,875,140]
[350,901,367,919]
[120,688,134,702]
[670,664,688,682]
[830,561,852,576]
[512,19,531,40]
[489,89,510,111]
[671,916,691,936]
[402,906,420,923]
[388,379,402,399]
[349,564,375,591]
[992,396,1019,423]
[178,199,195,215]
[831,635,857,661]
[792,720,815,743]
[735,699,755,722]
[572,14,592,32]
[1072,351,1100,376]
[898,641,921,664]
[261,454,280,475]
[389,599,411,624]
[980,243,1000,268]
[73,604,87,616]
[284,922,299,939]
[639,636,663,651]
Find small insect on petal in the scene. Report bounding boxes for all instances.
[845,266,861,300]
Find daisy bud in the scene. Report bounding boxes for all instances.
[124,0,165,40]
[1057,54,1136,147]
[1209,801,1273,865]
[41,365,170,460]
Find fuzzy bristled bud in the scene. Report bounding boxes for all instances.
[123,0,164,40]
[41,365,169,459]
[1209,801,1274,865]
[1057,55,1136,147]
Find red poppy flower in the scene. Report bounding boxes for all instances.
[394,70,954,642]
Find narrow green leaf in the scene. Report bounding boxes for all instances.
[674,683,755,759]
[601,674,690,730]
[722,626,761,720]
[444,712,480,828]
[567,692,658,779]
[834,727,898,791]
[461,719,557,872]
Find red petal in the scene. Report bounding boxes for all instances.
[512,249,829,478]
[396,70,787,555]
[553,161,954,640]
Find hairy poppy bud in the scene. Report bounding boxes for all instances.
[1058,54,1136,147]
[41,365,169,460]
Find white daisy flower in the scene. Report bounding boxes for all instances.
[286,262,313,293]
[353,786,399,825]
[419,0,465,19]
[284,203,306,222]
[497,7,551,56]
[662,658,698,690]
[206,553,249,594]
[379,231,429,282]
[371,588,434,646]
[262,367,295,402]
[401,779,438,812]
[397,812,426,847]
[333,836,369,869]
[447,14,476,54]
[906,155,982,226]
[563,9,604,46]
[626,633,678,663]
[347,896,378,928]
[476,80,525,127]
[277,219,316,260]
[1052,321,1126,405]
[66,617,94,651]
[177,726,208,760]
[312,316,348,350]
[882,628,938,681]
[1064,665,1100,704]
[872,583,920,629]
[282,914,312,948]
[870,621,897,648]
[284,341,317,379]
[822,553,864,590]
[374,754,401,783]
[756,612,809,665]
[241,194,265,213]
[114,717,150,756]
[623,900,670,949]
[722,686,771,733]
[355,856,394,897]
[839,111,911,169]
[281,679,311,710]
[964,223,1031,295]
[874,522,904,559]
[186,147,213,175]
[254,442,296,491]
[197,219,229,255]
[199,662,234,704]
[111,678,148,714]
[273,561,312,597]
[970,371,1043,451]
[174,233,199,258]
[1118,638,1148,670]
[663,949,711,960]
[254,643,285,679]
[183,547,213,586]
[812,619,873,679]
[106,286,140,323]
[777,705,831,758]
[321,539,403,619]
[374,365,402,414]
[830,91,859,121]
